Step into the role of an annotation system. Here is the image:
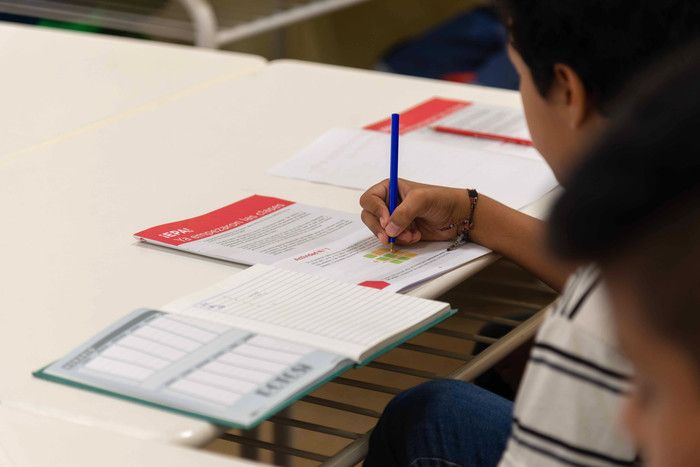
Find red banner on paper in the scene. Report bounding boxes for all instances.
[364,98,471,134]
[358,280,391,290]
[135,195,294,246]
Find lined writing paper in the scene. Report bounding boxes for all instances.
[162,264,450,361]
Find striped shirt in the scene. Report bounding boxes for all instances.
[498,265,638,467]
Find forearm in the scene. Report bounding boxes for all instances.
[469,195,575,292]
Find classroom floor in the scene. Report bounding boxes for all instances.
[205,259,558,466]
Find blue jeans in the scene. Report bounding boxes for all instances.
[364,380,513,467]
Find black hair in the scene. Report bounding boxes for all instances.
[495,0,700,114]
[548,43,700,367]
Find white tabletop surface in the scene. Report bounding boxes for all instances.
[0,404,265,467]
[0,21,266,159]
[0,59,552,446]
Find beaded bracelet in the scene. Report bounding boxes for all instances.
[439,188,479,251]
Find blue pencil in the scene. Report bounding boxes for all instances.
[388,113,400,252]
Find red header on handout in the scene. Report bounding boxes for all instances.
[365,98,471,134]
[358,280,391,290]
[135,195,294,246]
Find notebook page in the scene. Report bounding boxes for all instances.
[162,264,451,361]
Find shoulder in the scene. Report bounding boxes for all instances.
[541,264,624,357]
[498,265,638,467]
[534,264,632,389]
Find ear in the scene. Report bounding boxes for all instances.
[551,63,591,129]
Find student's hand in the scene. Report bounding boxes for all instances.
[359,179,471,245]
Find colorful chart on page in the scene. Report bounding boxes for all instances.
[364,247,418,264]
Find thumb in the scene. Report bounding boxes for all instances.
[385,191,427,237]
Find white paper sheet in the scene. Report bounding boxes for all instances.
[135,195,365,266]
[272,228,490,293]
[269,128,557,210]
[135,194,495,293]
[406,102,542,160]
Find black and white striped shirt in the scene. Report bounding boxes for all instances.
[498,265,638,467]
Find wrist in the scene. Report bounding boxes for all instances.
[450,187,473,224]
[444,188,479,251]
[469,194,532,254]
[467,193,497,249]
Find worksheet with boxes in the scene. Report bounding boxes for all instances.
[36,265,453,428]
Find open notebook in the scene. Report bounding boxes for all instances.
[35,265,454,429]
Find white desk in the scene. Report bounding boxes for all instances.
[0,405,266,467]
[0,60,550,448]
[0,21,266,159]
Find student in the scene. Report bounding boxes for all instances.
[547,48,700,467]
[361,1,700,466]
